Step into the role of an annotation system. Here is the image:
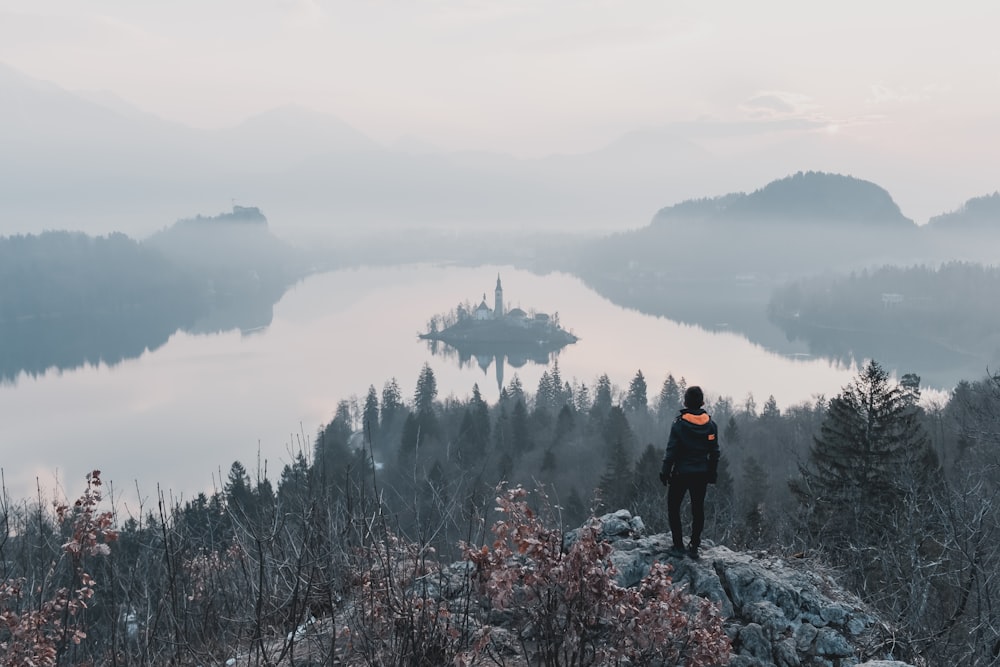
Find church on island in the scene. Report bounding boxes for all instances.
[470,275,535,323]
[419,274,579,388]
[420,273,577,347]
[432,274,569,340]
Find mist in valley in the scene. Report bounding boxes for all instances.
[6,5,1000,665]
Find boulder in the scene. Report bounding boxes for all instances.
[584,510,916,667]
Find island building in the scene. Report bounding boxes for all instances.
[422,274,577,390]
[471,275,536,324]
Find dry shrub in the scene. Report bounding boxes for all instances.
[0,470,117,667]
[342,529,468,666]
[462,485,730,666]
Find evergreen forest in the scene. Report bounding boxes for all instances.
[768,261,1000,363]
[3,359,1000,665]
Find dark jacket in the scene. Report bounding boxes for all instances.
[660,408,720,479]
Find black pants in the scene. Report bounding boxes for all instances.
[668,474,709,548]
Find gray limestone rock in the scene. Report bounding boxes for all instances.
[441,510,917,667]
[585,511,917,667]
[738,623,773,661]
[773,638,801,667]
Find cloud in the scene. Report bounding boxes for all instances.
[278,0,328,29]
[867,82,950,106]
[740,91,817,119]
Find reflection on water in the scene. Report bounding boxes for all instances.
[576,272,988,393]
[425,338,566,391]
[0,291,280,386]
[0,263,964,503]
[775,321,985,384]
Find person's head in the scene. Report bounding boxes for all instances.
[683,386,704,410]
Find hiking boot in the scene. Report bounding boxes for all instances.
[668,545,687,558]
[686,544,701,560]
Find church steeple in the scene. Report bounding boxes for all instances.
[494,274,504,319]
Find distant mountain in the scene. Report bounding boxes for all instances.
[561,171,931,311]
[1,62,966,243]
[0,63,722,237]
[652,171,914,228]
[212,105,382,172]
[926,192,1000,231]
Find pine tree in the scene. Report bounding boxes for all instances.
[552,404,575,449]
[657,374,681,418]
[550,359,566,408]
[511,398,533,456]
[225,460,253,513]
[414,363,439,438]
[535,370,556,415]
[590,374,613,425]
[506,375,525,404]
[277,451,311,510]
[315,412,353,497]
[599,437,634,512]
[363,384,380,446]
[493,404,511,459]
[602,405,635,458]
[380,377,407,442]
[761,395,780,420]
[414,363,438,414]
[790,359,935,552]
[399,413,423,468]
[573,381,591,414]
[723,415,740,444]
[470,383,491,445]
[456,390,491,470]
[381,378,404,423]
[900,372,922,406]
[625,369,648,414]
[456,409,479,469]
[634,443,663,497]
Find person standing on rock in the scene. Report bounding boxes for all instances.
[659,385,720,560]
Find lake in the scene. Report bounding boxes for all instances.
[1,264,865,506]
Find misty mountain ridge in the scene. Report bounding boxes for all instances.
[565,170,999,323]
[926,191,1000,231]
[0,62,996,240]
[652,171,914,228]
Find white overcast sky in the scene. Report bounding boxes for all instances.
[2,1,999,219]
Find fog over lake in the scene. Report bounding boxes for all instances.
[2,264,865,505]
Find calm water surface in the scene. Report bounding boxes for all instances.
[1,264,859,505]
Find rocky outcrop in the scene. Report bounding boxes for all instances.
[564,510,916,667]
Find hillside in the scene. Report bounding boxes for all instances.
[926,191,1000,231]
[564,171,925,298]
[0,208,307,381]
[0,470,918,666]
[145,205,303,287]
[652,171,914,228]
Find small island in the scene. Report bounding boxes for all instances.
[420,275,579,349]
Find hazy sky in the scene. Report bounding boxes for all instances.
[2,1,998,220]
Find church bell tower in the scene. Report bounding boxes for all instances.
[494,274,504,319]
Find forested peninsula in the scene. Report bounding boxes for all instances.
[0,207,305,382]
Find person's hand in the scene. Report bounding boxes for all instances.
[659,471,669,486]
[707,471,718,484]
